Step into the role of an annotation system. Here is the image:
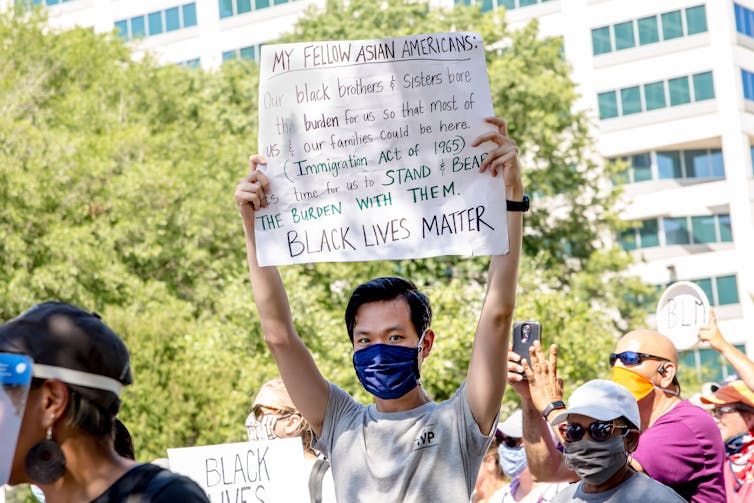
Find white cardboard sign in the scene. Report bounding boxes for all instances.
[656,281,710,350]
[167,438,308,502]
[255,32,508,266]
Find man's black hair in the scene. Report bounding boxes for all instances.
[344,277,432,343]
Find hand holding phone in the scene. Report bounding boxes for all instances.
[512,321,542,375]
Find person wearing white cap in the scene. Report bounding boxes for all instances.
[549,379,685,502]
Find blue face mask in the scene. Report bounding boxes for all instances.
[498,444,528,478]
[352,332,425,400]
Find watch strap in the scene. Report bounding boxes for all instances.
[506,193,529,212]
[542,400,566,421]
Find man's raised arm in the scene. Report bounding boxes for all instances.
[466,118,524,435]
[235,155,330,436]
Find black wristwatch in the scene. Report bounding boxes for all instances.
[542,400,566,421]
[506,193,530,212]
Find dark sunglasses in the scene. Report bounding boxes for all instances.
[558,420,628,443]
[500,435,523,449]
[711,406,741,419]
[609,351,670,367]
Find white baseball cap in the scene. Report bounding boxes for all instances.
[498,409,523,438]
[550,379,640,430]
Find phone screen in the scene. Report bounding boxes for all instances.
[512,321,542,372]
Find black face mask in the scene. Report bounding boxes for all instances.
[563,437,627,485]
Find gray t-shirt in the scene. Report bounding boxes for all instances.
[551,471,686,503]
[313,381,494,502]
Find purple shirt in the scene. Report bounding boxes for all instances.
[633,399,726,502]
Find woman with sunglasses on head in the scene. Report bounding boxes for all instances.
[246,378,336,503]
[549,379,685,502]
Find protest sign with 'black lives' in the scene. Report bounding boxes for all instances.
[256,33,508,266]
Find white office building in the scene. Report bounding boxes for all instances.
[9,0,754,380]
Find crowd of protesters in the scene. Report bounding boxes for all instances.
[3,113,754,503]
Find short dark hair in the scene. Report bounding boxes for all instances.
[344,277,431,343]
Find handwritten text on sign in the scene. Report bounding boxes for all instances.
[167,439,308,503]
[256,33,508,266]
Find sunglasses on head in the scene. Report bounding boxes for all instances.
[558,420,629,443]
[609,351,670,367]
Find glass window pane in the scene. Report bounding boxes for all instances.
[114,19,128,39]
[620,86,642,115]
[130,16,146,38]
[520,0,538,6]
[684,149,710,178]
[598,91,619,119]
[148,11,163,36]
[693,278,714,305]
[736,4,745,34]
[662,11,684,40]
[693,72,714,101]
[742,70,754,101]
[257,0,270,7]
[709,149,724,177]
[614,21,635,51]
[46,0,59,5]
[632,153,652,182]
[239,46,255,60]
[686,5,707,35]
[668,76,691,106]
[718,214,733,242]
[657,151,682,179]
[592,26,612,55]
[238,0,252,13]
[691,216,716,244]
[640,219,659,248]
[272,0,286,5]
[620,229,638,251]
[716,275,739,305]
[664,217,690,245]
[500,0,516,8]
[480,0,494,12]
[165,7,180,31]
[219,0,233,18]
[644,81,666,110]
[183,3,197,27]
[222,50,237,62]
[638,15,659,45]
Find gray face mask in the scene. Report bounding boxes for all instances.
[563,436,627,485]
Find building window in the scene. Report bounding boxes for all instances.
[593,6,706,56]
[614,21,635,51]
[220,0,298,18]
[621,214,733,251]
[735,3,754,38]
[115,3,197,41]
[686,5,707,35]
[620,86,642,115]
[638,15,660,45]
[178,58,201,69]
[222,44,260,63]
[681,344,746,383]
[743,69,754,101]
[614,148,725,183]
[592,26,612,55]
[598,71,715,120]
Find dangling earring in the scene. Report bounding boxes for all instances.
[25,422,66,484]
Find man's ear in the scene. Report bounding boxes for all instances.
[624,428,640,453]
[656,362,676,388]
[421,329,435,358]
[281,413,304,436]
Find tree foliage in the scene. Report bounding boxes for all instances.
[0,1,651,462]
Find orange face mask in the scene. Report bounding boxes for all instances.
[611,366,655,401]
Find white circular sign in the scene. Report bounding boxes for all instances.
[656,281,710,350]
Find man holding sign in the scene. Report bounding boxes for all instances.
[235,116,523,501]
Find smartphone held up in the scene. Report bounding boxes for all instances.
[512,321,542,377]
